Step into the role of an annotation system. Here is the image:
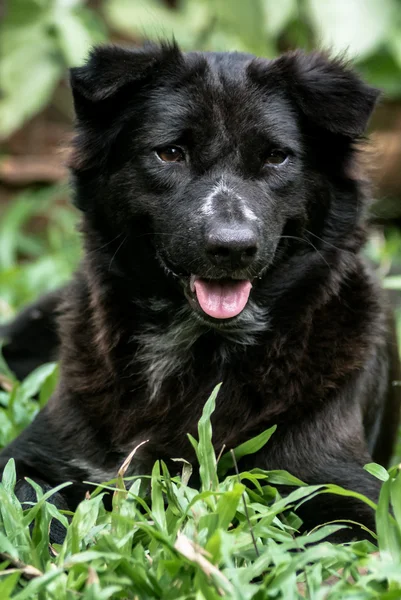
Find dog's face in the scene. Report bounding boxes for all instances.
[70,43,378,328]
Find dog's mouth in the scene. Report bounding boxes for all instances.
[187,275,252,320]
[157,254,255,321]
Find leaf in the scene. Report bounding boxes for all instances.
[390,468,401,535]
[18,363,58,405]
[388,26,401,69]
[267,484,326,516]
[174,532,234,595]
[212,0,268,56]
[22,479,72,527]
[217,425,277,477]
[263,470,306,487]
[83,582,123,600]
[262,0,296,37]
[54,10,97,67]
[0,410,15,448]
[0,346,17,381]
[38,364,59,408]
[364,462,389,482]
[0,481,30,551]
[0,531,20,559]
[383,275,401,289]
[0,571,21,597]
[0,40,62,139]
[64,495,104,555]
[216,482,245,530]
[305,0,397,60]
[287,524,348,547]
[197,383,221,492]
[45,500,70,531]
[187,433,199,454]
[9,568,64,600]
[299,483,377,511]
[1,458,17,492]
[171,458,193,486]
[376,477,401,560]
[0,195,44,269]
[0,0,105,137]
[151,460,167,531]
[105,0,191,44]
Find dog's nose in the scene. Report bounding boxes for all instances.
[205,226,258,269]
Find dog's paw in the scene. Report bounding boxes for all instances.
[15,479,69,545]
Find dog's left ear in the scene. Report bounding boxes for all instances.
[70,42,183,119]
[249,52,380,138]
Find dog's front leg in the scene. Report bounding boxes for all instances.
[0,405,94,543]
[250,406,382,541]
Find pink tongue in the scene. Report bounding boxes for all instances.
[193,279,252,319]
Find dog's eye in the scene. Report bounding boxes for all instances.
[156,146,185,163]
[265,150,288,166]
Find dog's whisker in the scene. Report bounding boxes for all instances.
[108,235,128,271]
[303,230,344,253]
[85,232,125,256]
[271,234,330,268]
[134,232,191,240]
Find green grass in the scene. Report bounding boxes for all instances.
[1,380,401,599]
[1,190,401,598]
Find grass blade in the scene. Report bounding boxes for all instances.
[197,383,221,492]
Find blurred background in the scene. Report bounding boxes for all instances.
[1,0,401,324]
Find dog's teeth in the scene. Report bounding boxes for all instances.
[190,275,197,293]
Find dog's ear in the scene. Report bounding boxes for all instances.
[68,42,183,189]
[70,42,183,119]
[249,52,380,138]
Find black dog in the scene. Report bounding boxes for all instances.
[1,42,400,541]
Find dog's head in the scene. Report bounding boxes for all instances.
[70,42,379,328]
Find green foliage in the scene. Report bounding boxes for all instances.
[1,0,401,139]
[0,361,58,447]
[0,185,80,319]
[217,425,278,478]
[305,0,397,59]
[0,381,401,598]
[0,0,106,139]
[105,0,401,94]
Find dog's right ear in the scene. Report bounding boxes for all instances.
[70,42,183,120]
[248,51,379,139]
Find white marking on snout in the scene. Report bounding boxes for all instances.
[240,201,258,222]
[201,179,233,217]
[201,178,259,223]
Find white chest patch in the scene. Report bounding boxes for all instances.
[134,300,269,402]
[135,307,203,402]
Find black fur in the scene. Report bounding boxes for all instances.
[1,42,400,541]
[0,290,62,380]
